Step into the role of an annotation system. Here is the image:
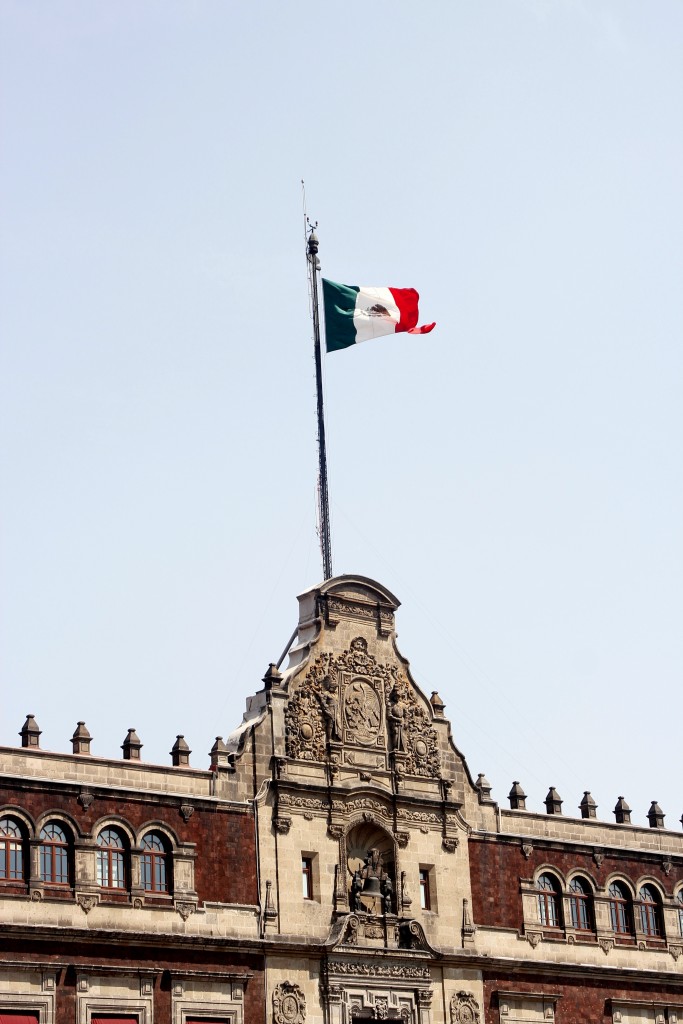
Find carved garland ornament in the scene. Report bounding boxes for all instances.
[273,982,306,1024]
[327,961,431,980]
[285,638,440,778]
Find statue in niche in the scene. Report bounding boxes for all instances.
[388,685,408,751]
[350,868,363,912]
[382,874,395,914]
[318,670,341,742]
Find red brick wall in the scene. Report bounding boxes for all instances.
[483,975,683,1024]
[0,779,257,906]
[469,835,683,930]
[2,944,264,1024]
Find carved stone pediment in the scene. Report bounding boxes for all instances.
[285,637,440,778]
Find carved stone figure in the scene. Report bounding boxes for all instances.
[382,875,394,914]
[350,869,363,912]
[318,671,341,741]
[388,686,408,751]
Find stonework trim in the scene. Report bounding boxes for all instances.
[327,961,431,980]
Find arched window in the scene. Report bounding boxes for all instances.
[568,876,592,931]
[0,817,24,880]
[97,828,126,889]
[140,832,169,893]
[536,873,561,927]
[608,881,632,934]
[638,884,662,937]
[677,890,683,936]
[39,822,69,885]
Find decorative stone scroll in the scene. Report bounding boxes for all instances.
[273,982,306,1024]
[450,993,480,1024]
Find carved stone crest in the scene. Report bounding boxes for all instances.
[598,937,614,955]
[526,930,542,948]
[450,992,481,1024]
[274,816,292,835]
[670,944,682,961]
[77,788,94,810]
[175,901,196,921]
[179,803,194,822]
[521,842,533,859]
[273,982,306,1024]
[77,894,98,914]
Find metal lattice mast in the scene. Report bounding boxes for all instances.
[307,226,333,580]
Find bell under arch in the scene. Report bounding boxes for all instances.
[345,820,395,915]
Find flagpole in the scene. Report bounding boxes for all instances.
[306,225,333,580]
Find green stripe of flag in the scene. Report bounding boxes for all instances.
[322,279,359,352]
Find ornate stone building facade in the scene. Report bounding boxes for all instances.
[1,575,682,1022]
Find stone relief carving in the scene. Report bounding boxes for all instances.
[327,961,430,980]
[397,809,443,826]
[175,901,196,921]
[526,930,542,948]
[179,803,194,822]
[279,794,330,812]
[285,637,440,777]
[442,837,458,853]
[450,992,480,1024]
[333,797,392,819]
[521,842,533,859]
[76,894,98,914]
[274,816,292,835]
[77,788,94,810]
[273,982,306,1024]
[669,944,682,961]
[598,937,614,955]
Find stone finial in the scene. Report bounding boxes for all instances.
[71,721,92,755]
[430,691,446,717]
[210,736,230,768]
[475,773,493,801]
[121,728,142,760]
[614,796,631,824]
[508,781,527,810]
[19,714,41,749]
[171,735,191,767]
[580,791,597,819]
[262,663,283,690]
[647,801,665,829]
[545,787,563,815]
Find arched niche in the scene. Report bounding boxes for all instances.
[344,820,396,916]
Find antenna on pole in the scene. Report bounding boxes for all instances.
[306,218,333,581]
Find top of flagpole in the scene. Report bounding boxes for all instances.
[306,221,333,581]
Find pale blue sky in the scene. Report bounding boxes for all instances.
[1,1,682,827]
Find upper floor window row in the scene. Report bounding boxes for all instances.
[1,816,172,895]
[533,870,671,941]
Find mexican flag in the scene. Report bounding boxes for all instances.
[322,279,436,353]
